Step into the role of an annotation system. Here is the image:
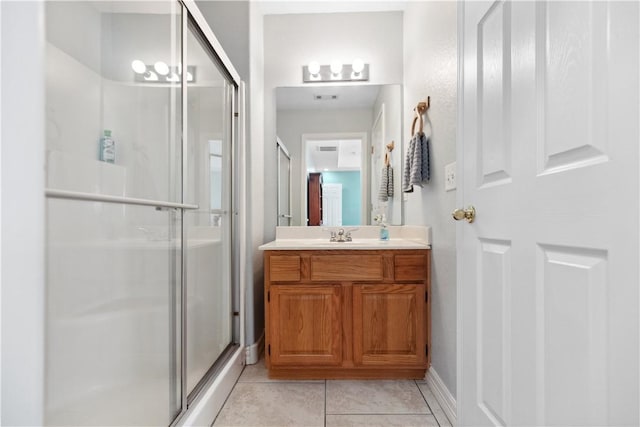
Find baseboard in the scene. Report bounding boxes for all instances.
[426,367,457,426]
[245,330,265,364]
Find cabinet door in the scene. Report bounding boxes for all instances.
[353,284,426,367]
[269,285,342,366]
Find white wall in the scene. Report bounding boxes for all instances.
[1,1,46,425]
[277,108,373,226]
[246,1,265,346]
[403,1,458,396]
[264,11,403,242]
[196,1,249,81]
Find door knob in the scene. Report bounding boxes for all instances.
[452,206,476,223]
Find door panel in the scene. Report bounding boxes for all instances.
[477,239,511,426]
[460,1,639,426]
[539,2,608,174]
[537,245,608,426]
[353,284,426,367]
[478,0,511,187]
[269,285,342,366]
[184,22,233,397]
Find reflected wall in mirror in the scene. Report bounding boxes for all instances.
[276,84,403,226]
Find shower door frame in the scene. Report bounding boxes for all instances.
[276,137,292,226]
[175,1,246,425]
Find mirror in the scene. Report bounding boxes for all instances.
[276,84,403,226]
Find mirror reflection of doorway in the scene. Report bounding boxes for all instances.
[302,134,367,226]
[276,137,292,226]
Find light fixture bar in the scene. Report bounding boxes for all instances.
[133,65,197,84]
[302,63,369,83]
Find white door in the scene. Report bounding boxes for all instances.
[322,183,342,226]
[458,1,639,426]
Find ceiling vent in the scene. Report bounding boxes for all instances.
[313,94,338,101]
[317,146,338,152]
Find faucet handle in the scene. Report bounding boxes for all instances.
[323,227,338,242]
[345,231,353,242]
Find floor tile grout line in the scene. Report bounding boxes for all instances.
[324,380,327,427]
[415,379,440,427]
[325,412,437,416]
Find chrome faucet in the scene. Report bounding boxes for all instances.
[324,227,359,242]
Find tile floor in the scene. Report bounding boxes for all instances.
[213,359,452,427]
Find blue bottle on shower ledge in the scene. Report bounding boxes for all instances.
[99,129,115,163]
[379,224,389,241]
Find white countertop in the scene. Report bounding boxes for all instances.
[259,225,431,251]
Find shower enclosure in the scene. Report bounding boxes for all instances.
[44,1,243,425]
[277,137,292,226]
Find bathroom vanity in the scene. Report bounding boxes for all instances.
[260,226,431,379]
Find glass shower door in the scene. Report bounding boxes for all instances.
[277,138,292,226]
[44,2,183,425]
[184,22,235,397]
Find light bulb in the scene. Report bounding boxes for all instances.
[308,61,320,76]
[154,61,170,76]
[131,59,146,74]
[330,61,342,75]
[352,58,364,74]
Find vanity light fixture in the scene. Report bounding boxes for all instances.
[131,59,147,74]
[303,59,369,83]
[143,70,159,81]
[352,58,365,78]
[131,60,196,84]
[330,61,343,76]
[308,61,321,77]
[154,61,170,76]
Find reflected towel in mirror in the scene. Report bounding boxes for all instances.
[378,164,394,201]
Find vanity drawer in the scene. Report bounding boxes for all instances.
[270,255,301,281]
[394,254,427,281]
[310,255,383,281]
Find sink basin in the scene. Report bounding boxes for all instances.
[298,238,383,246]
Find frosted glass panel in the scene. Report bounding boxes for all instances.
[185,24,233,396]
[45,1,182,202]
[45,199,181,426]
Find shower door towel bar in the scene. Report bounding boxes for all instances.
[45,188,199,210]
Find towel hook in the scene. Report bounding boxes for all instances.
[414,96,430,115]
[411,97,430,135]
[386,140,395,152]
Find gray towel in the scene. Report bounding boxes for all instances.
[403,131,430,192]
[378,165,394,202]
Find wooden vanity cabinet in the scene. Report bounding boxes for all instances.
[264,249,431,379]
